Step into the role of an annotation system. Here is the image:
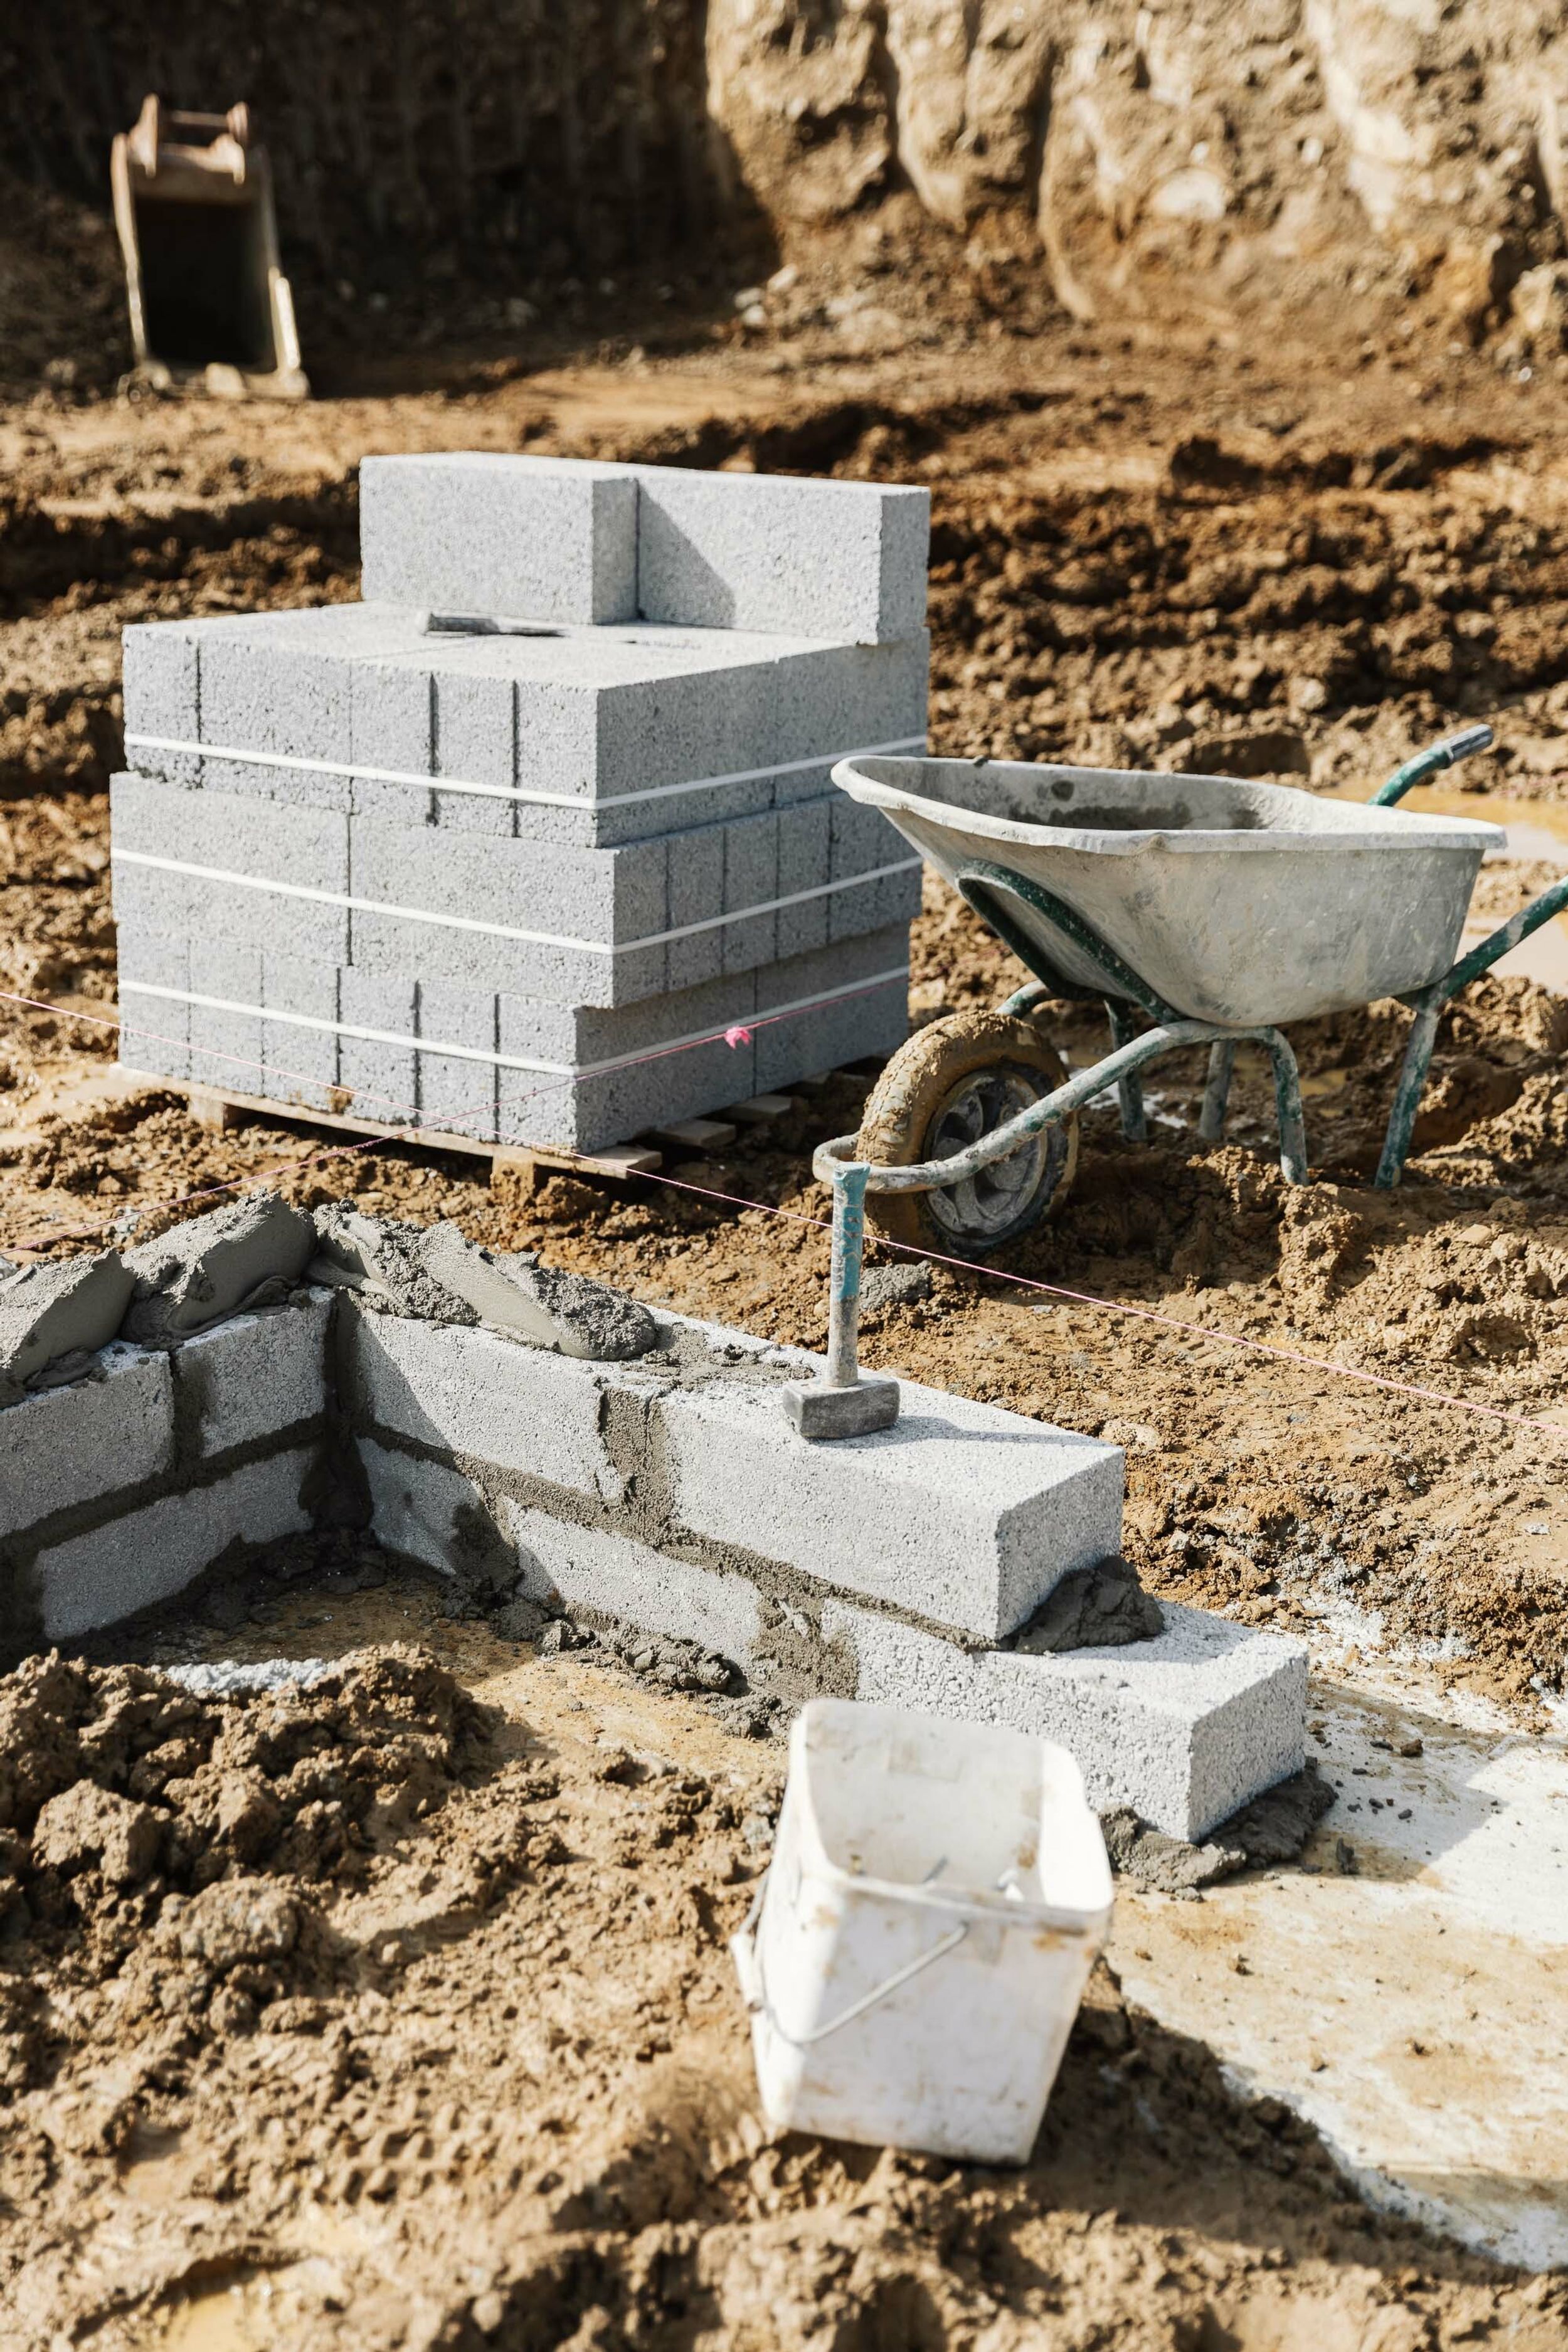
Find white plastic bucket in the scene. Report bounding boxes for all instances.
[731,1698,1113,2164]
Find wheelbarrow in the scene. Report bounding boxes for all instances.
[782,726,1568,1440]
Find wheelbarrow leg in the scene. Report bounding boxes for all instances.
[1104,1003,1148,1142]
[1375,998,1441,1189]
[1198,1040,1236,1143]
[1262,1029,1308,1184]
[783,1162,899,1439]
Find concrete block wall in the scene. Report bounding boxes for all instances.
[0,1211,1306,1845]
[0,1293,331,1647]
[114,457,932,1154]
[339,1300,1305,1840]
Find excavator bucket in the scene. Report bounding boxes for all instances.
[110,96,308,398]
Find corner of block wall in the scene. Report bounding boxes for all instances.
[0,1261,1306,1846]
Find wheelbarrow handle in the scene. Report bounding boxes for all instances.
[1372,724,1494,807]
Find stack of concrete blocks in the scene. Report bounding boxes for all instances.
[112,456,932,1152]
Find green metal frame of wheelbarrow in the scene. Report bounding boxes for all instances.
[792,726,1568,1435]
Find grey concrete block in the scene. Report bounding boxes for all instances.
[359,1439,498,1583]
[347,816,668,955]
[657,1351,1123,1641]
[187,941,262,1095]
[114,930,191,1081]
[262,953,339,1110]
[664,818,726,993]
[360,455,638,625]
[122,624,201,784]
[199,638,353,810]
[721,810,778,977]
[339,968,418,1125]
[114,771,349,896]
[771,635,930,793]
[501,1032,754,1153]
[490,926,908,1152]
[352,659,435,828]
[171,1291,331,1458]
[124,1193,317,1346]
[505,1501,763,1660]
[346,904,658,1012]
[753,973,907,1096]
[824,1598,1308,1843]
[633,466,930,643]
[0,1345,172,1539]
[31,1449,315,1642]
[344,1303,654,1501]
[775,797,832,958]
[114,852,351,968]
[830,789,909,882]
[433,660,516,837]
[416,977,499,1142]
[827,859,923,946]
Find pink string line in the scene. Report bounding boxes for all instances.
[634,1170,1568,1447]
[0,972,897,1251]
[7,988,1566,1448]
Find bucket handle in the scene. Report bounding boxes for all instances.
[734,1870,970,2049]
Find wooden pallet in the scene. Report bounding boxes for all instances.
[137,1061,882,1197]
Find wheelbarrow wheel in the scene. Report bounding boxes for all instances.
[854,1010,1078,1260]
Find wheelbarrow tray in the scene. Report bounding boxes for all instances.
[834,756,1503,1029]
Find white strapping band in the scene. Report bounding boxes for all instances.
[118,966,911,1081]
[110,849,921,956]
[122,734,928,810]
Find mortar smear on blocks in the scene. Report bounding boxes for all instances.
[0,1200,1306,1845]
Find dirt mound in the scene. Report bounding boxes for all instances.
[0,1606,1551,2350]
[0,1647,493,2085]
[0,172,127,399]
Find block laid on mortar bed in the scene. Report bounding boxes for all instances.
[655,1345,1124,1643]
[344,1308,656,1504]
[359,453,640,625]
[28,1448,318,1644]
[504,1501,765,1666]
[824,1597,1308,1845]
[0,1345,175,1544]
[171,1291,332,1459]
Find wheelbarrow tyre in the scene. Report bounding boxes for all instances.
[854,1010,1078,1261]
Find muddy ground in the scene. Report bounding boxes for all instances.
[4,312,1568,2343]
